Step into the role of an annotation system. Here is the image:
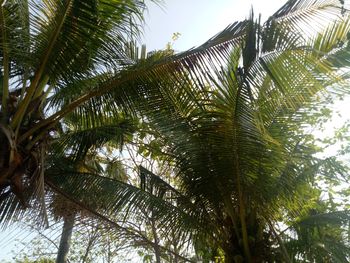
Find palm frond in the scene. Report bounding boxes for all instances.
[284,210,350,262]
[52,116,136,161]
[44,166,208,240]
[271,0,347,36]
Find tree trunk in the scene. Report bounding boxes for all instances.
[81,232,97,263]
[56,213,75,263]
[173,245,179,263]
[154,244,162,263]
[150,215,161,263]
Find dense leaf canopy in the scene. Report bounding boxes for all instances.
[1,0,350,262]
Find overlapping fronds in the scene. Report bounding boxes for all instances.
[1,0,350,260]
[63,1,350,259]
[283,210,350,261]
[0,0,152,228]
[53,119,136,161]
[44,166,208,240]
[271,0,348,36]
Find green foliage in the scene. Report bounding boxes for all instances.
[1,0,350,262]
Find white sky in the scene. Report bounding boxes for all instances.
[144,0,286,52]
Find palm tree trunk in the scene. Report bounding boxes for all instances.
[56,213,75,263]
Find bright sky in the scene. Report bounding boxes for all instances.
[144,0,286,52]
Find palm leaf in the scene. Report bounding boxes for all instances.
[44,167,209,240]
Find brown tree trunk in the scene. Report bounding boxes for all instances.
[56,213,75,263]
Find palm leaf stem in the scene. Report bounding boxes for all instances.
[19,0,30,101]
[11,0,73,131]
[237,167,251,262]
[0,5,9,123]
[267,219,291,262]
[33,75,50,100]
[18,74,128,145]
[222,195,241,245]
[233,82,252,261]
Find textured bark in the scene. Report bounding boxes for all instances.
[56,213,75,263]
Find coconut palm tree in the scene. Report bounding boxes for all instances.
[94,1,350,261]
[0,0,149,220]
[47,1,350,261]
[2,0,350,262]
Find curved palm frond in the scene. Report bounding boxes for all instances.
[44,165,209,241]
[283,210,350,262]
[53,116,137,161]
[271,0,347,35]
